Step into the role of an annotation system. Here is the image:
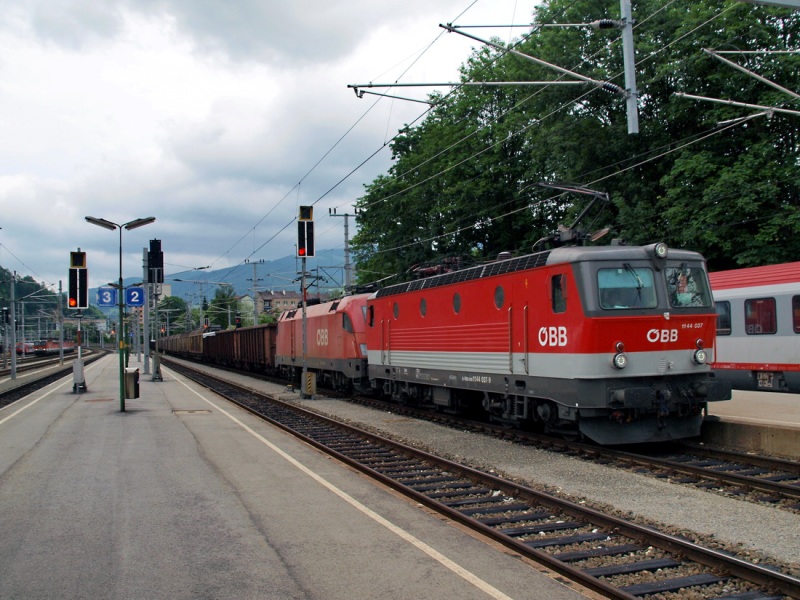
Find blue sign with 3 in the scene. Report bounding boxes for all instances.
[125,287,145,307]
[96,287,117,307]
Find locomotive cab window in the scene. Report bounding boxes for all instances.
[745,297,776,335]
[551,274,566,313]
[343,312,354,333]
[598,266,657,309]
[715,301,731,335]
[665,266,712,308]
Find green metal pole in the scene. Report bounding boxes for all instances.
[119,226,125,413]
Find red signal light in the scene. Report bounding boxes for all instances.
[296,220,314,257]
[68,297,77,308]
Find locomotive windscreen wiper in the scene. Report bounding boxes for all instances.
[623,263,644,305]
[623,263,643,288]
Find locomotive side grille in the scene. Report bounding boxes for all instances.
[376,251,551,298]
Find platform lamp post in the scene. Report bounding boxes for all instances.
[86,216,156,413]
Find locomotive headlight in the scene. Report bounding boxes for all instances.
[693,348,707,364]
[653,242,668,259]
[613,352,628,369]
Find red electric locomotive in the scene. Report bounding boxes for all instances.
[365,243,730,445]
[32,339,76,356]
[276,294,370,391]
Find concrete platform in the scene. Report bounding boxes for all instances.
[0,354,590,600]
[703,390,800,459]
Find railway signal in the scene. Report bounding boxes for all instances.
[70,251,86,269]
[148,239,164,283]
[297,205,315,257]
[68,250,88,309]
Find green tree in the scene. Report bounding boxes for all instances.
[208,287,239,329]
[157,296,189,333]
[352,0,799,280]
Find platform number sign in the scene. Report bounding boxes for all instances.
[96,287,118,307]
[125,287,145,307]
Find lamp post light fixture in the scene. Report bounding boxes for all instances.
[85,216,156,412]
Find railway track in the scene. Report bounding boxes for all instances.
[165,358,800,600]
[0,353,80,378]
[344,394,800,513]
[0,351,107,410]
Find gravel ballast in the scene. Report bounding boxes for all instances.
[290,397,800,568]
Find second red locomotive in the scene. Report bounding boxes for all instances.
[276,294,370,392]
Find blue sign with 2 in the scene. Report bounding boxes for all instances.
[125,287,145,307]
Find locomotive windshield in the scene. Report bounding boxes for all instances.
[598,266,657,309]
[665,266,712,308]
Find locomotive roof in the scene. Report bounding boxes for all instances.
[545,244,703,265]
[375,244,704,298]
[709,261,800,290]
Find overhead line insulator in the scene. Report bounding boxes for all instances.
[590,19,624,29]
[600,81,626,96]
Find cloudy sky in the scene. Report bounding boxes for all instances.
[0,0,535,293]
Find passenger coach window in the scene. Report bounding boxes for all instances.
[715,301,731,335]
[598,266,657,309]
[665,266,712,308]
[551,274,566,313]
[745,297,776,334]
[793,296,800,334]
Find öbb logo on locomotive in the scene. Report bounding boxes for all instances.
[647,329,679,343]
[538,326,567,347]
[160,241,734,446]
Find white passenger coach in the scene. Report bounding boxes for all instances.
[710,261,800,393]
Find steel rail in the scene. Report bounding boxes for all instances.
[165,358,800,599]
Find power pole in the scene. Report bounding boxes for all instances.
[620,0,639,134]
[329,208,357,288]
[246,258,264,326]
[9,272,16,379]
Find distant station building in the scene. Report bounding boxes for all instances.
[256,290,329,318]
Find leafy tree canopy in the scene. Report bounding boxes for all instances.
[351,0,799,281]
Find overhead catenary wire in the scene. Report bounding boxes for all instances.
[209,0,791,282]
[198,0,495,282]
[351,1,790,258]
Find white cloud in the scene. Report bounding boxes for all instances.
[0,0,536,289]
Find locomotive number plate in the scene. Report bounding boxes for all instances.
[756,372,775,389]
